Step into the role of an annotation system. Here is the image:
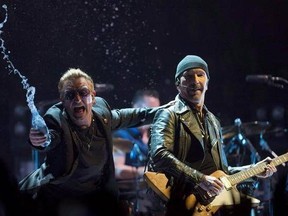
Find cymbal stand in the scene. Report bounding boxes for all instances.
[130,143,146,215]
[225,118,261,166]
[259,133,285,166]
[134,162,140,215]
[241,134,261,164]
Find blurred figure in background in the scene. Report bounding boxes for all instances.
[113,89,165,215]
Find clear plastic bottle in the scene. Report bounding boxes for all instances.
[27,86,51,147]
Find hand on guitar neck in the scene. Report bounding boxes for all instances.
[254,157,277,178]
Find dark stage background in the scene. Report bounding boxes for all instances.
[0,1,287,212]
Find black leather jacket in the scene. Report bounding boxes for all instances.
[147,95,230,187]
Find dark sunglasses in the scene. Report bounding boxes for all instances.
[64,88,91,101]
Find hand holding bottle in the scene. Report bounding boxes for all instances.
[27,86,51,147]
[29,128,49,147]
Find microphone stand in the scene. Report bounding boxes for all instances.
[269,76,288,89]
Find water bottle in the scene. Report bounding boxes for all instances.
[26,87,51,147]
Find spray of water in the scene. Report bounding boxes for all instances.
[0,4,50,147]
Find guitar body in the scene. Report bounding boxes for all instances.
[144,171,260,216]
[144,153,288,215]
[185,183,260,216]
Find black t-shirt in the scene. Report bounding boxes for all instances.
[185,111,217,175]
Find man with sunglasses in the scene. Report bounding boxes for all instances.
[19,68,171,216]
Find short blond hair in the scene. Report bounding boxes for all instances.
[58,68,95,99]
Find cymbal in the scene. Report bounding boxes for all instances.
[264,127,288,135]
[222,121,270,140]
[113,138,133,153]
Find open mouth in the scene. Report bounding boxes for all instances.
[74,106,85,115]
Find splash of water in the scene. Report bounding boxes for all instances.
[0,4,50,147]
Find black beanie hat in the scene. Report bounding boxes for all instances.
[175,55,209,81]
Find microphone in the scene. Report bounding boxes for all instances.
[245,75,275,83]
[246,75,285,88]
[95,83,114,92]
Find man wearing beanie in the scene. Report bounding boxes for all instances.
[146,55,276,216]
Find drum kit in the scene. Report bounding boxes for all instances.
[222,117,288,216]
[113,118,280,169]
[222,118,271,166]
[113,138,134,153]
[221,117,287,166]
[113,138,150,215]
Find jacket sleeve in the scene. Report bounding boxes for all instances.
[148,108,205,185]
[110,101,174,130]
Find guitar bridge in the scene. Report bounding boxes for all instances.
[194,184,215,205]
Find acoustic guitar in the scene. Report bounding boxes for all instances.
[144,152,288,216]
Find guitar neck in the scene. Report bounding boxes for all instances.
[227,152,288,185]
